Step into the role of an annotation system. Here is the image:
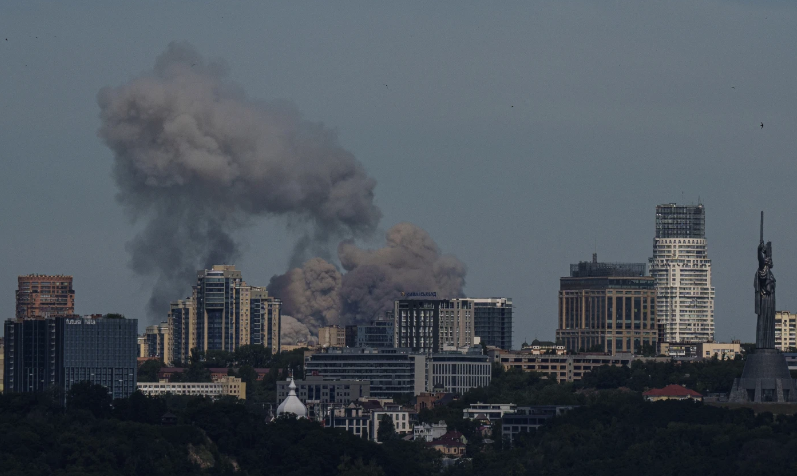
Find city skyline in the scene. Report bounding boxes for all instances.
[3,3,797,347]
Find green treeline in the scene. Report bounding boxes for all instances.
[0,385,439,476]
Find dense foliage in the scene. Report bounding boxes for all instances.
[0,386,440,476]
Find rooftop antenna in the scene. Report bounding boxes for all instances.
[760,211,764,244]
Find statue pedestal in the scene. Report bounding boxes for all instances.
[729,349,796,403]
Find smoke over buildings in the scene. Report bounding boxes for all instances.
[98,42,466,331]
[98,42,380,318]
[268,222,467,330]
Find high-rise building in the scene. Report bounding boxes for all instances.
[140,322,171,364]
[4,315,138,399]
[15,275,75,319]
[556,254,657,355]
[171,265,281,357]
[393,299,475,353]
[650,203,715,343]
[775,311,797,352]
[473,298,513,350]
[168,298,196,365]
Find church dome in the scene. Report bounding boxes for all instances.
[276,377,307,419]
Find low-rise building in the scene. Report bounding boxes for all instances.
[697,341,741,360]
[488,349,634,383]
[501,406,575,444]
[318,325,347,348]
[426,431,467,457]
[642,384,702,402]
[372,405,413,439]
[326,403,371,439]
[305,348,426,398]
[413,421,448,442]
[414,392,458,412]
[276,375,370,405]
[463,403,517,422]
[428,351,491,394]
[519,339,566,355]
[136,376,245,400]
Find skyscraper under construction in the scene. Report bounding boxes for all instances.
[650,203,715,343]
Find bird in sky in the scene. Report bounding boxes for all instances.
[761,122,764,129]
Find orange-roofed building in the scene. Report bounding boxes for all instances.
[643,385,703,402]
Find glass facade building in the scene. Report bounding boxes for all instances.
[473,298,513,350]
[4,316,138,399]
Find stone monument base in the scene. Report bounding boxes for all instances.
[729,349,796,403]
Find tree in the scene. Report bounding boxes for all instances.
[66,381,112,417]
[377,414,396,442]
[138,359,164,382]
[235,344,271,367]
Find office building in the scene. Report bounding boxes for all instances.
[427,352,491,394]
[276,375,370,404]
[775,311,797,351]
[556,254,657,355]
[318,325,346,348]
[305,348,426,398]
[650,203,715,343]
[355,319,395,348]
[140,322,171,364]
[173,265,282,356]
[393,298,475,353]
[488,348,634,383]
[473,298,513,350]
[137,376,245,400]
[16,274,75,319]
[4,315,137,399]
[501,406,575,444]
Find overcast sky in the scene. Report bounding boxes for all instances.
[2,1,797,346]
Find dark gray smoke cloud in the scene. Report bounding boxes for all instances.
[268,222,467,329]
[97,42,381,319]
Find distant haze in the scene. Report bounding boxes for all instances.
[2,2,797,346]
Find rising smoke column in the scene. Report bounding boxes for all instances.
[97,42,381,318]
[268,222,467,330]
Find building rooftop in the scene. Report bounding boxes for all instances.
[642,384,702,397]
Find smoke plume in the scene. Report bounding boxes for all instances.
[268,222,467,330]
[98,42,381,318]
[280,315,315,345]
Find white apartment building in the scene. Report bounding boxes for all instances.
[650,204,715,343]
[136,376,246,400]
[775,311,797,351]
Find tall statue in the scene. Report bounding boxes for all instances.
[755,211,776,349]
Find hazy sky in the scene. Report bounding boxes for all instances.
[2,1,797,346]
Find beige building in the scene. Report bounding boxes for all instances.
[16,274,75,318]
[168,298,196,365]
[556,256,657,355]
[136,376,245,400]
[139,322,172,364]
[488,348,634,383]
[775,311,797,351]
[697,341,741,360]
[318,325,346,348]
